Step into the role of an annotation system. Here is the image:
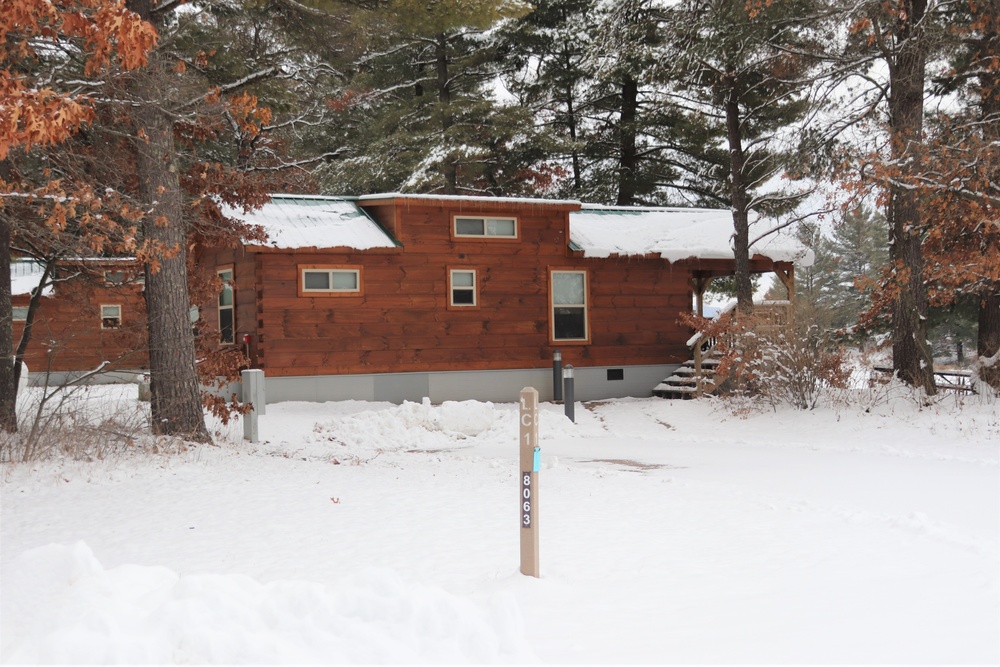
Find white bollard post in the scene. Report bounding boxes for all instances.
[242,369,266,443]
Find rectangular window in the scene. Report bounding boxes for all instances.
[218,267,234,344]
[551,270,588,342]
[453,216,517,239]
[12,306,28,321]
[104,269,143,285]
[101,304,122,329]
[299,265,362,297]
[449,269,477,308]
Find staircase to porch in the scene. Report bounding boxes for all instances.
[653,337,724,399]
[653,299,791,400]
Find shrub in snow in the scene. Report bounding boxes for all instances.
[685,310,850,411]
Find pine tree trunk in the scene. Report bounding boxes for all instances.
[616,74,639,206]
[129,0,211,442]
[887,0,936,395]
[975,2,1000,390]
[435,34,457,195]
[724,75,754,313]
[978,289,1000,389]
[0,212,16,433]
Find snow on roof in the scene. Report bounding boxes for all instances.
[10,260,52,297]
[569,205,815,266]
[220,195,398,250]
[357,192,579,206]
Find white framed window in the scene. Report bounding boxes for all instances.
[453,216,517,239]
[100,304,122,329]
[299,265,363,297]
[12,306,29,321]
[449,269,477,308]
[550,270,588,342]
[218,267,234,344]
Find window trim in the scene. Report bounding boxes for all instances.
[217,266,235,345]
[549,268,590,345]
[452,215,519,240]
[297,264,364,297]
[447,267,479,309]
[100,303,123,330]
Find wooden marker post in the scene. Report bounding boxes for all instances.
[519,387,540,577]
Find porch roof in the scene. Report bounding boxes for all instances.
[569,205,814,266]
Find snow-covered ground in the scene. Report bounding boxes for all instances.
[2,385,998,664]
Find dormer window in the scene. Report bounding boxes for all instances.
[453,216,517,239]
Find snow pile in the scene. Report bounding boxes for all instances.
[2,390,996,663]
[1,542,534,665]
[260,398,578,462]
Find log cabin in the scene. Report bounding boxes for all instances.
[196,193,812,403]
[11,258,148,385]
[10,193,812,402]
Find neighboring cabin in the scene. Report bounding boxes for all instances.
[10,194,811,402]
[10,258,148,384]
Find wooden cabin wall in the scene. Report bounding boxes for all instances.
[194,247,259,358]
[252,201,693,377]
[12,278,148,375]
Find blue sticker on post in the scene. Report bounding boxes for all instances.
[532,446,541,472]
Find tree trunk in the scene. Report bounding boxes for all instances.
[13,259,54,388]
[129,0,211,442]
[0,212,16,432]
[724,74,754,313]
[616,74,639,206]
[565,77,582,193]
[975,2,1000,389]
[978,289,1000,389]
[886,0,936,395]
[435,33,457,195]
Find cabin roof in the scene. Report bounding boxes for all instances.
[10,260,52,297]
[220,195,400,250]
[222,194,813,266]
[569,205,815,266]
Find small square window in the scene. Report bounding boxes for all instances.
[101,304,122,329]
[12,306,28,321]
[449,269,477,307]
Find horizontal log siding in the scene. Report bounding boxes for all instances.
[255,201,692,377]
[194,247,259,360]
[12,280,149,374]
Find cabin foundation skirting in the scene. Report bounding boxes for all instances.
[27,369,147,387]
[253,364,681,405]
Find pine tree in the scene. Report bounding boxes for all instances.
[798,206,888,333]
[657,0,826,311]
[497,0,597,197]
[582,0,678,205]
[316,0,535,195]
